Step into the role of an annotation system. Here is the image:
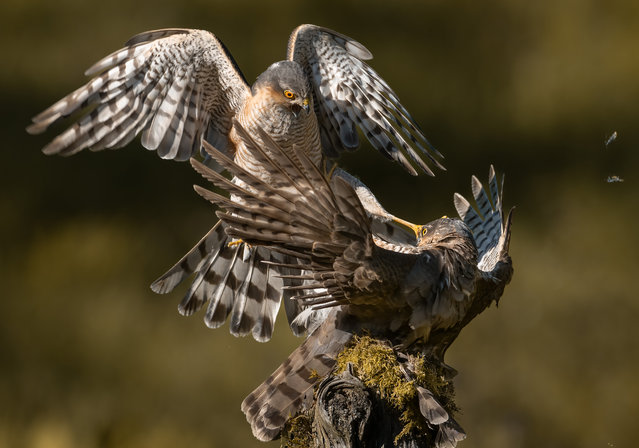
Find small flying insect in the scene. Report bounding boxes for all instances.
[606,175,624,183]
[605,131,618,147]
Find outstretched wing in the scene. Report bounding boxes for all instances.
[27,28,250,161]
[150,221,287,342]
[192,122,381,311]
[287,24,444,176]
[453,165,513,272]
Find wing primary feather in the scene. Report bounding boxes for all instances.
[287,24,444,175]
[260,260,306,270]
[29,28,250,161]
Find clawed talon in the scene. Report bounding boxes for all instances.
[323,158,338,179]
[227,238,245,248]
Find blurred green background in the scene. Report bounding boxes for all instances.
[2,0,638,447]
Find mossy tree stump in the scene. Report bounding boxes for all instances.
[281,336,465,448]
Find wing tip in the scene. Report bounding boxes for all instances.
[149,279,167,294]
[289,24,373,60]
[453,192,471,219]
[501,206,515,254]
[150,273,180,295]
[488,164,496,182]
[26,122,45,135]
[123,27,192,47]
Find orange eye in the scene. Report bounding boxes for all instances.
[284,89,296,99]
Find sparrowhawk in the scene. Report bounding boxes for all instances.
[191,125,513,441]
[27,25,442,342]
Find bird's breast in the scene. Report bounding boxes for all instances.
[232,90,322,182]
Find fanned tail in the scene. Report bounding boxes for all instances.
[241,309,354,441]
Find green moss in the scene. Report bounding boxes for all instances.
[411,355,459,416]
[397,406,425,441]
[335,335,458,443]
[279,336,458,446]
[336,335,413,406]
[281,412,313,448]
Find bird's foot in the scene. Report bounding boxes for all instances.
[227,238,245,248]
[323,159,338,179]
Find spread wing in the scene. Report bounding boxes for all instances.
[287,24,444,176]
[27,28,250,161]
[149,221,289,343]
[192,123,392,312]
[453,165,513,273]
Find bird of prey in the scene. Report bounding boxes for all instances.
[191,124,513,441]
[27,24,442,342]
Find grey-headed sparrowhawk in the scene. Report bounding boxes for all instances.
[27,25,442,342]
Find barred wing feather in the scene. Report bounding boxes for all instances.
[453,165,508,272]
[288,24,444,176]
[27,28,250,161]
[151,220,284,342]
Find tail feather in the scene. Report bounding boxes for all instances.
[252,259,284,341]
[203,253,237,328]
[242,310,354,441]
[499,207,514,259]
[201,241,245,328]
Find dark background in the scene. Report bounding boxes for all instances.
[2,1,638,447]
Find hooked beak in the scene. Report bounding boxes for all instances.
[291,98,311,118]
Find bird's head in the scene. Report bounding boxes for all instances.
[417,217,474,248]
[253,61,312,117]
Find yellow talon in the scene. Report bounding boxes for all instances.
[323,158,338,179]
[227,238,244,248]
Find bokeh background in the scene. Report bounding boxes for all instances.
[2,0,638,447]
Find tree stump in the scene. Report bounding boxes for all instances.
[280,336,466,448]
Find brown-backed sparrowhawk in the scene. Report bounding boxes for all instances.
[191,125,513,441]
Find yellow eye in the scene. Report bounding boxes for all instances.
[421,227,428,236]
[284,89,296,99]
